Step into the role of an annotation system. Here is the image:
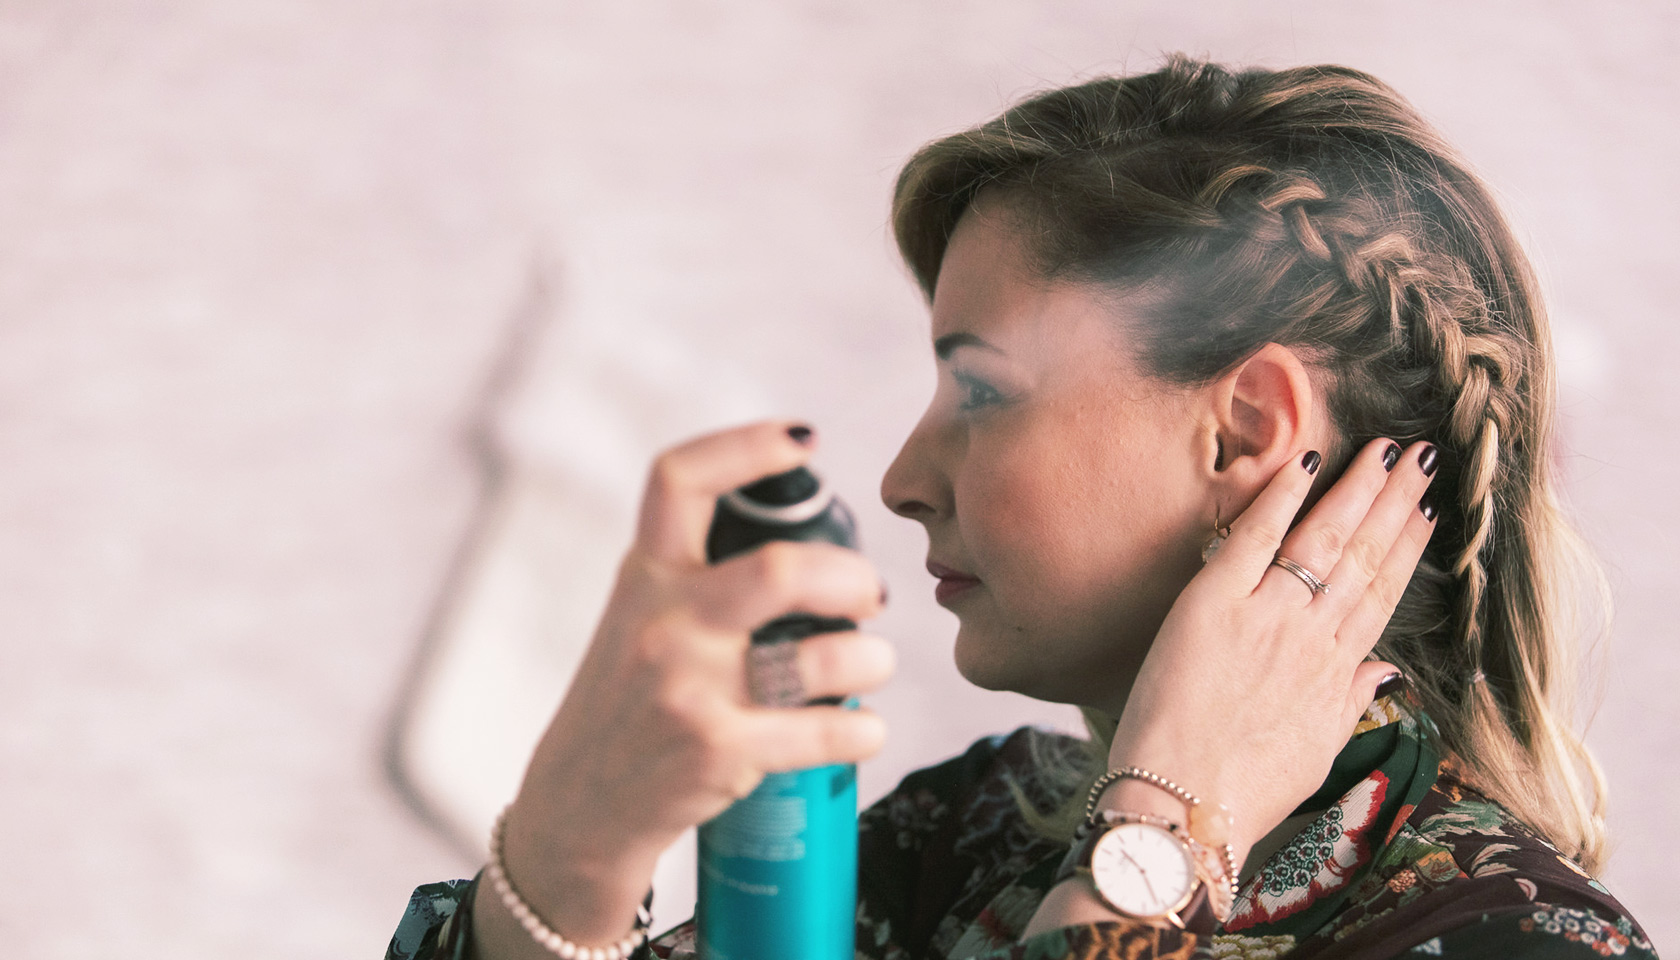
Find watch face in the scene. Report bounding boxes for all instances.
[1089,821,1196,918]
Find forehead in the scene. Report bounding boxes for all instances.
[929,199,1037,332]
[929,200,1130,357]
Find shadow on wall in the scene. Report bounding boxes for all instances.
[381,255,776,931]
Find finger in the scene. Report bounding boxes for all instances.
[1343,659,1405,731]
[794,632,896,700]
[696,540,885,630]
[1209,449,1322,585]
[745,705,888,772]
[1334,494,1439,656]
[1320,442,1439,615]
[635,420,816,563]
[1261,438,1400,605]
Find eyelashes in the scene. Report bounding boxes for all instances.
[953,370,1005,411]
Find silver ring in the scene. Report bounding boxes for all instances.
[1271,555,1331,597]
[747,640,806,707]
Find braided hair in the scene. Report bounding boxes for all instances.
[892,55,1608,870]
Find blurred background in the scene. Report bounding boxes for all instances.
[1,1,1675,956]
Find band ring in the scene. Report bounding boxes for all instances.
[747,640,807,707]
[1271,555,1331,597]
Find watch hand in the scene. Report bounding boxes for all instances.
[1118,848,1163,905]
[1118,848,1146,873]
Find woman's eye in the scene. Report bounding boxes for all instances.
[954,373,1004,411]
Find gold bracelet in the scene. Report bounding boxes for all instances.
[487,806,652,960]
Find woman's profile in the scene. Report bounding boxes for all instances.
[386,56,1657,959]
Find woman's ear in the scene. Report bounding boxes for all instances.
[1208,343,1321,488]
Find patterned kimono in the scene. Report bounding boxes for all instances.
[387,701,1657,959]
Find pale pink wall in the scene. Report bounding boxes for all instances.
[0,2,1673,956]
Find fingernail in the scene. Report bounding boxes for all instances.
[1382,443,1401,472]
[788,424,814,446]
[1418,444,1439,476]
[1301,450,1322,474]
[1375,671,1408,700]
[1420,493,1438,522]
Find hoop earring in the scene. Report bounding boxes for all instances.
[1201,508,1231,563]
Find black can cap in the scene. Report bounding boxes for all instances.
[738,467,821,507]
[708,465,856,561]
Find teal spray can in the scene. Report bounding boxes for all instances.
[698,466,858,960]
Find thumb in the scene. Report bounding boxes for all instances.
[1344,661,1406,729]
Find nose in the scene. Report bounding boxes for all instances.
[881,411,948,522]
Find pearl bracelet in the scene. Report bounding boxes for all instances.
[487,807,652,960]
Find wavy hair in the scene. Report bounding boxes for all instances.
[891,56,1609,871]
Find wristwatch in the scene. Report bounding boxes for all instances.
[1053,814,1202,928]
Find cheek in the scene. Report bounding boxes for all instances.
[959,430,1112,586]
[961,408,1200,613]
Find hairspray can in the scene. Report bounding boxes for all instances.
[697,465,858,960]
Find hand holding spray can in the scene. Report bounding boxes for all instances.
[697,465,858,960]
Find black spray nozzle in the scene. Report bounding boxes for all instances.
[708,465,856,562]
[738,467,821,507]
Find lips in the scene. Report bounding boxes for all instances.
[927,560,981,604]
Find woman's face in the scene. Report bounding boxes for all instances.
[881,200,1214,711]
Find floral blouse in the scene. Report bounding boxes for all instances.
[386,701,1657,959]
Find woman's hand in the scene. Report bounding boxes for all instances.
[473,421,895,958]
[1107,438,1439,862]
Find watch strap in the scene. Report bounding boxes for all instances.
[1051,822,1102,888]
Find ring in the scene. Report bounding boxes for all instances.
[747,640,806,707]
[1271,555,1331,597]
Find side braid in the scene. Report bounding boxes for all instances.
[1256,177,1505,652]
[1258,176,1512,682]
[1259,177,1605,855]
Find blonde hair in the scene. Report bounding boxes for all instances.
[891,56,1610,871]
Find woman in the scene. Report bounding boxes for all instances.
[387,57,1656,959]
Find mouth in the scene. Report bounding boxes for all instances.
[927,560,982,605]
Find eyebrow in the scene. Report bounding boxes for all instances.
[933,332,1005,360]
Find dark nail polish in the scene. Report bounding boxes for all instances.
[1374,671,1408,700]
[1420,493,1438,522]
[1302,450,1322,474]
[1382,443,1401,472]
[1418,444,1439,476]
[787,424,814,446]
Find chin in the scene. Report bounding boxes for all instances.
[952,620,1143,710]
[952,626,1063,700]
[953,654,1013,693]
[951,626,1017,692]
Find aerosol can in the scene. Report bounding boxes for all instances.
[697,465,859,960]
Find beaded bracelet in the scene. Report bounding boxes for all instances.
[487,806,652,960]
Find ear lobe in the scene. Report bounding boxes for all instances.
[1213,343,1317,481]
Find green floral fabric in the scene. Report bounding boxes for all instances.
[388,877,475,960]
[386,701,1657,959]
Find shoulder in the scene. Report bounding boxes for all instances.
[860,726,1084,856]
[1314,762,1656,958]
[1412,764,1639,922]
[1408,903,1659,959]
[854,727,1085,956]
[899,725,1086,799]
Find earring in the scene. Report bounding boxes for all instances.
[1201,508,1231,564]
